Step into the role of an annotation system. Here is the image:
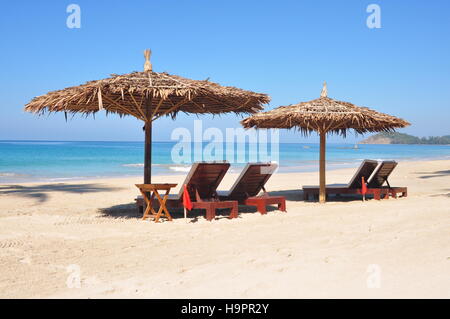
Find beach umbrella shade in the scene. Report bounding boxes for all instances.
[241,82,410,203]
[25,50,270,184]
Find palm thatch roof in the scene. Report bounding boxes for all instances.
[241,83,409,136]
[25,51,269,122]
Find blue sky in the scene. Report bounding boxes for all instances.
[1,0,449,143]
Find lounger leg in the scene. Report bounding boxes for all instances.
[257,202,267,215]
[278,199,286,212]
[230,202,238,219]
[373,190,381,200]
[206,207,215,221]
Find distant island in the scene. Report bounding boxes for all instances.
[360,132,450,145]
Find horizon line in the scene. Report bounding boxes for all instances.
[0,139,363,144]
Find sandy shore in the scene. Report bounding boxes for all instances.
[0,159,449,298]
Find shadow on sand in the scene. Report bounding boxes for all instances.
[269,189,370,203]
[99,190,373,222]
[430,189,450,198]
[99,200,287,222]
[416,170,450,179]
[267,190,304,202]
[0,183,122,203]
[98,187,383,222]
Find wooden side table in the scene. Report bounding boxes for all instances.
[135,184,177,222]
[243,196,286,215]
[191,200,238,221]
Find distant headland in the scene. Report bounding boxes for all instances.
[360,132,450,145]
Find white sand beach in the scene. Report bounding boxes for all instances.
[0,159,449,298]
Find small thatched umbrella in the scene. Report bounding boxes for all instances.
[25,50,270,184]
[241,82,409,203]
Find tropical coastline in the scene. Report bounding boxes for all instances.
[360,132,450,145]
[2,0,450,303]
[1,140,450,183]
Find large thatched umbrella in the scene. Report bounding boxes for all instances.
[25,50,270,184]
[241,82,409,203]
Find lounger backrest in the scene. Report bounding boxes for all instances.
[367,161,397,188]
[347,160,379,189]
[177,162,230,200]
[227,163,278,199]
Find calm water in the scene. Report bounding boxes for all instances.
[1,140,450,183]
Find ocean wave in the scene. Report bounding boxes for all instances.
[122,163,144,167]
[0,141,70,145]
[121,163,173,168]
[0,172,26,177]
[168,166,191,173]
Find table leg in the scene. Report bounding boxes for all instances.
[153,190,163,223]
[161,189,172,221]
[140,190,158,220]
[153,189,172,222]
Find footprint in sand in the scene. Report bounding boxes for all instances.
[54,217,121,226]
[276,248,294,258]
[19,256,32,264]
[0,239,24,249]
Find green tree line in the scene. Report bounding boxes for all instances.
[367,132,450,144]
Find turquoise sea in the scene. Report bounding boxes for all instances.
[1,140,450,183]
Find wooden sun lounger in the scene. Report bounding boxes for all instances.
[366,161,408,199]
[217,163,286,214]
[303,160,408,201]
[136,162,238,221]
[302,159,379,200]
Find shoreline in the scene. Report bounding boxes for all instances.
[1,156,450,185]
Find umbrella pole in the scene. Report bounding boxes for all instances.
[144,120,152,184]
[144,95,153,185]
[319,131,326,203]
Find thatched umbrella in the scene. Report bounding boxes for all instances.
[241,82,409,203]
[25,50,270,184]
